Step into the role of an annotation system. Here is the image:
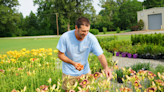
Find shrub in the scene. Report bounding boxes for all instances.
[102,27,107,34]
[89,29,99,35]
[130,25,138,31]
[116,27,120,33]
[138,19,144,30]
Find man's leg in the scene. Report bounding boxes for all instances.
[62,73,77,91]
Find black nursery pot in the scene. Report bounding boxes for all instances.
[117,77,123,83]
[142,55,147,59]
[153,55,159,60]
[138,54,143,58]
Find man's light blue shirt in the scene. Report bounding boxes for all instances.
[56,29,103,76]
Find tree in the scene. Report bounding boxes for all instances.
[143,0,164,9]
[0,0,20,37]
[98,0,118,31]
[118,0,142,30]
[33,0,95,34]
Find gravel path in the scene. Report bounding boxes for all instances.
[112,56,164,68]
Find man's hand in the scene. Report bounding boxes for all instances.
[104,67,112,80]
[74,63,84,71]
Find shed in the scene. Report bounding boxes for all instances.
[137,7,164,30]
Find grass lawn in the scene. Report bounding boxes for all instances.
[0,38,60,54]
[0,35,131,54]
[98,31,125,35]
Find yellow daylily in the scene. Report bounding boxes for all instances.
[54,50,58,53]
[21,48,26,52]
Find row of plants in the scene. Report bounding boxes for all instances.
[131,33,164,46]
[116,44,164,59]
[97,36,118,50]
[98,37,164,59]
[0,48,164,92]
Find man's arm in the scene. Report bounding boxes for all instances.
[58,50,76,66]
[98,54,112,79]
[58,50,82,71]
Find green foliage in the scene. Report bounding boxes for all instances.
[102,27,107,34]
[105,40,132,52]
[131,33,164,46]
[118,0,142,30]
[143,0,164,9]
[88,49,113,73]
[116,69,123,78]
[97,36,118,51]
[116,27,120,33]
[89,29,99,35]
[131,63,151,72]
[0,0,20,37]
[124,29,131,32]
[138,19,144,30]
[154,65,164,74]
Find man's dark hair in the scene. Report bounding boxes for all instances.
[75,17,90,28]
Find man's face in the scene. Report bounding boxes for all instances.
[77,25,90,39]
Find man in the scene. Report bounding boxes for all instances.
[56,17,112,91]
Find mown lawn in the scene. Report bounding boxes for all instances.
[0,35,131,54]
[98,31,125,35]
[0,38,60,54]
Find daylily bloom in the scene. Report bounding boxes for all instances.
[16,73,19,76]
[79,79,89,88]
[48,52,52,56]
[21,48,26,52]
[54,50,58,53]
[69,89,75,92]
[114,65,119,70]
[93,72,101,80]
[138,70,148,76]
[18,68,23,71]
[129,68,136,75]
[40,85,49,91]
[48,78,52,84]
[11,89,17,92]
[146,87,157,92]
[133,81,142,89]
[155,79,164,86]
[120,87,132,92]
[0,69,5,73]
[148,71,156,78]
[51,84,56,90]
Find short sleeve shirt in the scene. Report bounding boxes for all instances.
[56,29,103,76]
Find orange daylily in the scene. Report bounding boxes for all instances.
[120,87,132,92]
[75,63,84,71]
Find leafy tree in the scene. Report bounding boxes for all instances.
[118,0,142,30]
[0,0,20,37]
[143,0,164,9]
[34,0,95,34]
[98,0,117,31]
[23,11,39,36]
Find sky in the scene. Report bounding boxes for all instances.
[17,0,144,17]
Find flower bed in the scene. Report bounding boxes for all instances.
[0,48,164,92]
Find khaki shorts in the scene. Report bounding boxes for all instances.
[62,71,91,90]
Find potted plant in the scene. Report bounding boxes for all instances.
[121,47,127,57]
[127,46,133,58]
[116,69,123,83]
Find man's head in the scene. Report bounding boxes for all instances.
[75,17,90,39]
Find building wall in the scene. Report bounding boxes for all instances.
[137,7,164,30]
